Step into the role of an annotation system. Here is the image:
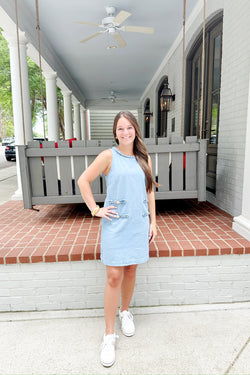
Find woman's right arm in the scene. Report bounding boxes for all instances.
[77,149,117,220]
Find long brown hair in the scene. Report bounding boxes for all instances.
[113,111,158,192]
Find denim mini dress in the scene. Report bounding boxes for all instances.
[101,147,150,266]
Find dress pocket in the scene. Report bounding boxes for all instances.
[108,199,128,219]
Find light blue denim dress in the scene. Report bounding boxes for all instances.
[101,147,150,266]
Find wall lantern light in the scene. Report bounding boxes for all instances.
[160,81,173,112]
[143,108,153,121]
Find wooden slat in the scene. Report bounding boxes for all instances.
[17,146,32,209]
[171,136,183,191]
[25,143,200,157]
[157,137,170,191]
[100,139,114,147]
[158,137,170,145]
[28,141,44,197]
[185,136,197,191]
[86,140,99,147]
[43,141,58,196]
[149,152,156,181]
[72,141,85,195]
[144,138,156,145]
[99,141,114,194]
[198,139,207,201]
[158,152,170,192]
[57,141,72,196]
[85,145,101,194]
[155,190,198,200]
[32,193,106,205]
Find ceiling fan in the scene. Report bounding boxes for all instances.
[100,91,128,103]
[75,6,154,48]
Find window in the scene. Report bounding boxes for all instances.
[186,14,223,193]
[157,77,169,137]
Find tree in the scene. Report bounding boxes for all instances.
[0,29,65,141]
[0,29,14,140]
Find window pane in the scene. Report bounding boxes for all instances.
[194,60,199,100]
[193,102,199,136]
[210,93,218,144]
[212,35,221,91]
[199,57,202,98]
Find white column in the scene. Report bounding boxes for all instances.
[5,31,33,144]
[80,106,86,141]
[44,71,59,141]
[4,31,33,200]
[62,90,73,139]
[86,109,91,140]
[233,72,250,240]
[73,101,81,140]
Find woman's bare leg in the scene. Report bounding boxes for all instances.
[120,264,137,312]
[104,266,124,335]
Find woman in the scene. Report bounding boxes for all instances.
[78,111,157,367]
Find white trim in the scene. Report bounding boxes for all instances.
[233,216,250,241]
[233,71,250,240]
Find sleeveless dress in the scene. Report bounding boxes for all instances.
[101,147,150,266]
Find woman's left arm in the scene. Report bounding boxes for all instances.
[147,156,157,244]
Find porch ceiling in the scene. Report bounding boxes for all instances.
[0,0,199,109]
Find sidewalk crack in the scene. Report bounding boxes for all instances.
[0,174,17,182]
[224,336,250,374]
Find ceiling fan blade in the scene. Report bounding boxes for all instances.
[112,33,127,48]
[114,10,131,25]
[80,32,102,43]
[122,26,154,34]
[74,21,103,27]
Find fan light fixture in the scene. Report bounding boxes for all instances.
[75,6,154,49]
[99,91,128,103]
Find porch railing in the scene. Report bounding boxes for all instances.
[18,136,207,209]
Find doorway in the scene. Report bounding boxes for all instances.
[187,16,223,193]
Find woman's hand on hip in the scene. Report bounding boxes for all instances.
[95,206,117,221]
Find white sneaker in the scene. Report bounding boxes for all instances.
[119,310,135,337]
[100,333,118,367]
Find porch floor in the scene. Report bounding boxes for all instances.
[1,200,250,265]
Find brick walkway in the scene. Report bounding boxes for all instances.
[1,200,250,265]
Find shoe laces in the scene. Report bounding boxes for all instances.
[101,334,119,350]
[121,310,133,321]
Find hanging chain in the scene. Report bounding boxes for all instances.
[199,0,206,139]
[35,0,46,141]
[180,0,186,138]
[14,0,26,145]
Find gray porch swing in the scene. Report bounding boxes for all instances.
[17,0,207,209]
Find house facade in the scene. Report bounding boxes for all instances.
[139,0,250,240]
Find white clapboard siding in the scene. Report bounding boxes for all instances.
[89,110,138,140]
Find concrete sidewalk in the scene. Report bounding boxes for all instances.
[0,165,17,204]
[0,302,249,375]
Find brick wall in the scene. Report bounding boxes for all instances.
[1,255,250,312]
[140,0,250,217]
